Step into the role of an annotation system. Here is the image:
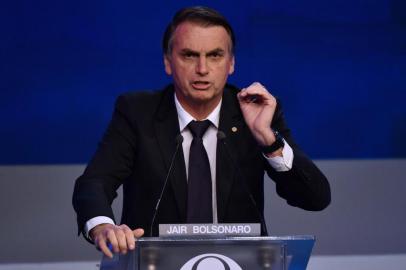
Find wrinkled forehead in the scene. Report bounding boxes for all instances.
[170,22,233,53]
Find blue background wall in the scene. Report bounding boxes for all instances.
[1,0,405,164]
[1,1,406,266]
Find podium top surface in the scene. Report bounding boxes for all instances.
[138,235,315,243]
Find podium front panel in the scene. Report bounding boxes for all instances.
[100,236,314,270]
[138,237,285,270]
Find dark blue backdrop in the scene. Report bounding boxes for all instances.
[1,0,405,164]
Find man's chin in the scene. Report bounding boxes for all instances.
[176,87,222,106]
[188,92,218,104]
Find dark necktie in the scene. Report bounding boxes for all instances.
[187,120,213,223]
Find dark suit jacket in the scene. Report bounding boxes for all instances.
[72,84,330,237]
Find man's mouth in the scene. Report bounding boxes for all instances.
[191,81,211,90]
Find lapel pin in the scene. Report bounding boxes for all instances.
[231,127,238,132]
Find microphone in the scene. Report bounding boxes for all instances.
[150,134,184,236]
[217,131,269,236]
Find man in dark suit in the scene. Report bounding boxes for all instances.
[73,6,330,258]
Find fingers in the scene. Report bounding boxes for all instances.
[93,224,116,258]
[124,226,136,250]
[92,224,143,258]
[238,82,275,105]
[97,236,114,258]
[107,228,120,254]
[133,228,145,238]
[114,225,131,254]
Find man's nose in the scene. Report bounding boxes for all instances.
[196,56,209,75]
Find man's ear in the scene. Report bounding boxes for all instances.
[228,55,235,75]
[164,55,172,75]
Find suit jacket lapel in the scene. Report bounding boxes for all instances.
[216,85,245,222]
[153,86,188,222]
[153,84,245,223]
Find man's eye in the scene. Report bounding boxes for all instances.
[183,52,196,58]
[209,52,223,59]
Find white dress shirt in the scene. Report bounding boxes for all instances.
[85,93,294,235]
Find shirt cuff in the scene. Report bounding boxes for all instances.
[263,139,294,171]
[85,216,115,239]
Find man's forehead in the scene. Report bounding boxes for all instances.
[171,21,232,50]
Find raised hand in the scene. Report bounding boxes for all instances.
[237,82,277,147]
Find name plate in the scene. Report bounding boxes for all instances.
[159,223,260,237]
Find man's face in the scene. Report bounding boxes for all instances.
[164,21,235,108]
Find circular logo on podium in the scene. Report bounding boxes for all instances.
[180,253,243,270]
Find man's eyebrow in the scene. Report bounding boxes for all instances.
[180,48,199,55]
[179,48,226,55]
[207,48,225,55]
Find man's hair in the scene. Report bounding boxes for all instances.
[162,6,235,55]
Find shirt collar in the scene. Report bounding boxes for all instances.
[174,93,221,132]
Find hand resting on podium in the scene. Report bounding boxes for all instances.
[90,223,144,258]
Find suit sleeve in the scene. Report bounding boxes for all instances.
[265,101,331,211]
[72,95,137,236]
